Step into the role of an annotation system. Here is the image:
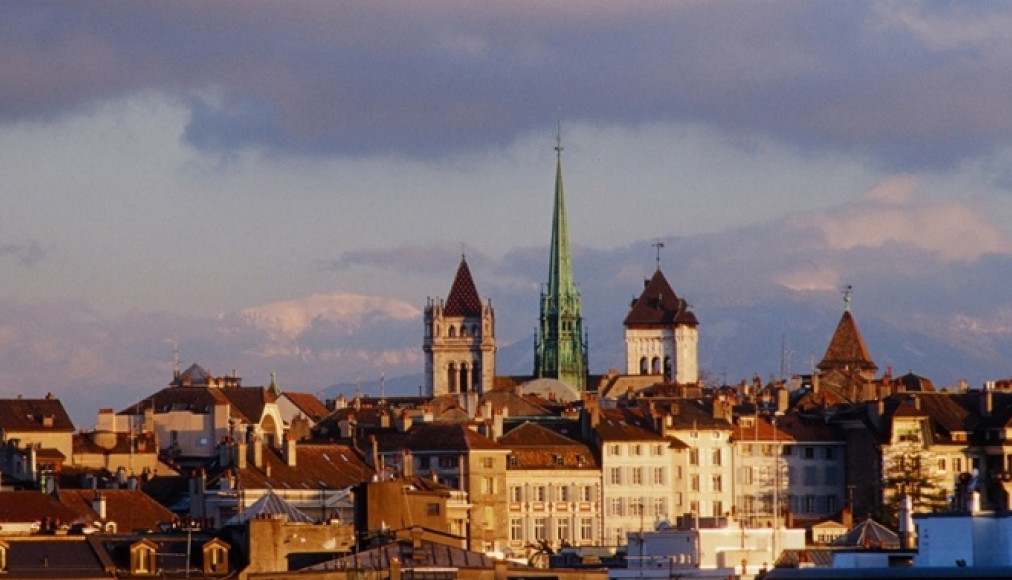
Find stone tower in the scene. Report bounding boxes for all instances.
[623,267,699,384]
[424,256,496,397]
[534,129,588,391]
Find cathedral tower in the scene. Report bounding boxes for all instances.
[623,265,699,384]
[424,256,496,397]
[534,129,588,391]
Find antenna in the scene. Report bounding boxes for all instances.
[555,115,564,155]
[380,371,386,399]
[652,240,665,271]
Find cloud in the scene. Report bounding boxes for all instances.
[5,3,1012,170]
[816,175,1010,260]
[0,240,45,267]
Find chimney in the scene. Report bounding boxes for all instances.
[492,407,504,440]
[402,449,413,477]
[982,388,993,417]
[398,411,413,433]
[284,434,297,467]
[410,525,423,550]
[93,493,107,520]
[841,507,853,529]
[898,495,917,549]
[812,373,820,394]
[235,440,247,470]
[380,410,391,429]
[252,436,263,468]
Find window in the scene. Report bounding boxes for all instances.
[652,467,665,485]
[782,445,793,456]
[438,456,458,469]
[580,517,593,541]
[510,486,522,502]
[712,449,722,466]
[825,466,838,485]
[630,498,644,516]
[804,466,817,486]
[482,457,494,468]
[204,542,229,575]
[741,467,753,485]
[675,492,683,507]
[804,495,816,514]
[608,444,621,456]
[419,456,431,470]
[554,454,564,467]
[558,486,570,502]
[712,475,722,493]
[761,444,774,456]
[652,444,664,456]
[482,477,495,495]
[631,444,642,456]
[743,495,755,514]
[654,497,666,517]
[507,455,518,468]
[689,449,699,465]
[510,518,523,541]
[691,474,700,491]
[427,503,440,516]
[804,447,815,459]
[610,497,623,516]
[581,486,593,502]
[557,518,570,541]
[827,495,838,513]
[610,467,622,485]
[632,467,644,485]
[823,447,836,460]
[742,444,754,456]
[938,458,947,471]
[534,517,547,541]
[713,500,723,516]
[534,486,546,502]
[954,457,963,473]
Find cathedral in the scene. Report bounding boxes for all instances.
[423,131,700,395]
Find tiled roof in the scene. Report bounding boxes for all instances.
[57,489,175,532]
[480,389,552,417]
[817,310,877,373]
[773,414,843,443]
[399,423,504,452]
[216,386,275,423]
[0,491,79,524]
[282,392,330,421]
[731,416,796,442]
[594,407,666,441]
[227,489,314,524]
[0,397,75,432]
[830,518,899,549]
[443,257,483,317]
[3,536,110,577]
[498,422,598,470]
[119,385,274,424]
[73,431,158,456]
[623,269,697,327]
[310,537,521,571]
[219,444,375,491]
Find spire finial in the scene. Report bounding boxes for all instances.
[843,284,853,311]
[555,117,563,156]
[652,239,665,271]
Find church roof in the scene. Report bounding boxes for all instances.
[443,257,483,317]
[623,269,697,327]
[817,310,878,373]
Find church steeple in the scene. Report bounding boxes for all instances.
[535,125,588,391]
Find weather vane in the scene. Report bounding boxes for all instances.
[652,239,665,271]
[843,284,853,311]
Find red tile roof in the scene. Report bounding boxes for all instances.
[623,269,698,327]
[443,257,483,317]
[817,310,877,374]
[282,392,330,422]
[56,489,175,532]
[0,398,75,432]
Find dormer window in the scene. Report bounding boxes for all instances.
[203,539,230,575]
[130,539,157,575]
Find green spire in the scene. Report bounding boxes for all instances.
[535,124,588,391]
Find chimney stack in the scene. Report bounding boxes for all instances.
[93,493,107,520]
[284,434,297,467]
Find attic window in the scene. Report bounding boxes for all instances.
[553,455,564,467]
[322,453,331,462]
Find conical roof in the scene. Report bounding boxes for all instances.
[830,518,899,549]
[226,489,314,525]
[443,257,483,317]
[624,269,697,327]
[817,310,877,374]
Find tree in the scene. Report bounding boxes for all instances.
[880,440,949,527]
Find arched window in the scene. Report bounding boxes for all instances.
[461,325,469,337]
[652,357,661,375]
[460,363,470,392]
[472,363,481,391]
[448,326,456,338]
[664,357,672,380]
[448,363,458,393]
[639,357,649,375]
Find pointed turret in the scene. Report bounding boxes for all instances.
[423,255,496,397]
[623,268,699,383]
[534,127,588,391]
[818,300,877,379]
[444,256,483,317]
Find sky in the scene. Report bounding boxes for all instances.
[4,2,1012,427]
